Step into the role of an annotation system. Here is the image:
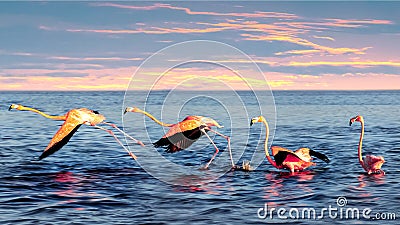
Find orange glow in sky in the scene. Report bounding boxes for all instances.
[0,2,399,91]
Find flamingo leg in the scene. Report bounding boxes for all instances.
[102,122,145,147]
[286,164,295,173]
[371,169,385,175]
[200,128,220,169]
[205,128,234,168]
[92,125,138,160]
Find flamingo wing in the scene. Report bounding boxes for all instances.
[364,155,384,170]
[39,111,84,160]
[153,119,204,153]
[294,148,313,162]
[273,151,303,166]
[271,146,295,156]
[294,147,330,163]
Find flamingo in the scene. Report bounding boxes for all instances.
[124,107,233,169]
[349,115,385,175]
[250,116,329,173]
[9,104,144,160]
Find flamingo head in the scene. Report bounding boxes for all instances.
[124,106,142,114]
[8,104,23,111]
[349,115,364,126]
[250,116,266,126]
[78,108,106,125]
[201,117,223,128]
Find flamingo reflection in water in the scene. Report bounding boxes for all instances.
[262,171,315,200]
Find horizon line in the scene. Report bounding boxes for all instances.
[1,89,400,92]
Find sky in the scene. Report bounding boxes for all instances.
[0,1,399,91]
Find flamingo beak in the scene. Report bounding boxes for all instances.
[250,118,258,126]
[349,118,355,126]
[123,107,131,115]
[8,104,17,111]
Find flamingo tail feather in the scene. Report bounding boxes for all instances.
[309,150,330,163]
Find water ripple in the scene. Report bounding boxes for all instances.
[0,91,399,224]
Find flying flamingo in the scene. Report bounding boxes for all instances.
[9,104,144,160]
[349,115,385,175]
[124,107,233,169]
[250,116,330,173]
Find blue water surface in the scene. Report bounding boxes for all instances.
[0,91,399,224]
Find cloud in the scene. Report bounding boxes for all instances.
[0,49,144,65]
[242,34,371,55]
[0,49,42,57]
[325,18,393,26]
[2,3,397,91]
[265,72,400,90]
[211,58,278,66]
[192,19,381,56]
[66,26,229,35]
[313,35,335,41]
[165,55,400,69]
[0,67,135,91]
[57,83,128,90]
[156,40,174,43]
[285,60,400,67]
[38,5,393,60]
[2,65,399,91]
[92,3,298,19]
[48,56,144,62]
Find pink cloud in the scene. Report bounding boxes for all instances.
[265,72,400,90]
[242,33,371,55]
[66,26,229,34]
[284,60,400,68]
[48,56,143,62]
[325,18,393,25]
[0,67,135,91]
[312,35,335,41]
[93,3,298,19]
[2,66,399,91]
[39,7,392,60]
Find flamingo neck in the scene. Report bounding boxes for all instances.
[261,120,278,168]
[136,109,174,127]
[358,120,365,169]
[18,106,66,120]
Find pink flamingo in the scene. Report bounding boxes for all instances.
[349,115,385,175]
[250,116,329,173]
[124,107,233,169]
[9,104,143,160]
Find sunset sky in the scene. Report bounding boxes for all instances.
[0,1,399,91]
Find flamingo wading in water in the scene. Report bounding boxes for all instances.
[9,104,144,160]
[124,107,233,169]
[250,116,330,173]
[349,115,385,175]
